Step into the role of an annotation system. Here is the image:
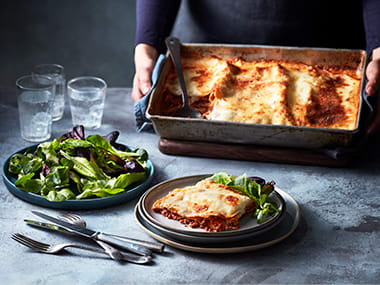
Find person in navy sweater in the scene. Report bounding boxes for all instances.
[132,0,380,134]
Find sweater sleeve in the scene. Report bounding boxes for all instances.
[135,0,181,54]
[363,0,380,55]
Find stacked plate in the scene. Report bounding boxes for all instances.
[135,174,301,253]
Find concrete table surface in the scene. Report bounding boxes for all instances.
[1,88,379,285]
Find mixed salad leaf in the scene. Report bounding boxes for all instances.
[208,172,279,223]
[8,126,149,202]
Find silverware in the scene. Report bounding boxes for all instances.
[11,233,152,264]
[57,214,125,261]
[58,213,165,253]
[31,211,152,256]
[59,213,87,227]
[165,36,199,118]
[25,219,68,232]
[24,219,143,262]
[25,215,165,253]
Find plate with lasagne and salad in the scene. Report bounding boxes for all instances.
[141,173,284,236]
[135,173,300,253]
[2,126,154,210]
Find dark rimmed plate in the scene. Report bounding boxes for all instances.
[134,187,300,253]
[141,174,284,237]
[2,144,154,210]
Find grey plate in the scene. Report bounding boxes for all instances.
[134,187,300,253]
[141,174,284,237]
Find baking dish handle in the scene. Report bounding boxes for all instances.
[134,54,167,132]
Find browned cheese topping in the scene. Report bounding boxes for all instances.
[159,52,362,130]
[152,179,255,232]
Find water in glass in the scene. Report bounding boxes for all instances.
[69,87,105,129]
[18,90,52,142]
[33,64,65,121]
[50,74,65,121]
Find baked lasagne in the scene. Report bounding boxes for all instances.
[152,179,255,232]
[158,51,362,130]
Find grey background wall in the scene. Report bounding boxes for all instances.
[0,0,137,88]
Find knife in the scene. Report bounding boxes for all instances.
[24,219,127,261]
[31,211,152,256]
[24,219,165,253]
[25,219,69,232]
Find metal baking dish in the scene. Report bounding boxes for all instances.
[146,43,368,149]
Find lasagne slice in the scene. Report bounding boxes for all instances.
[152,179,255,232]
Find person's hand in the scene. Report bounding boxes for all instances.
[366,47,380,135]
[132,43,158,102]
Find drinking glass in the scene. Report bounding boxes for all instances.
[67,76,107,129]
[16,75,55,142]
[33,64,65,121]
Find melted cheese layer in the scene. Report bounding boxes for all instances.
[160,54,361,130]
[152,179,254,219]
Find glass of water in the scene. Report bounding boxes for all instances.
[16,75,55,142]
[67,76,107,129]
[32,64,65,121]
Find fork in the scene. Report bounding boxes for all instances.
[11,233,152,264]
[58,213,126,261]
[58,213,165,253]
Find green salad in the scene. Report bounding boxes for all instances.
[208,172,279,223]
[8,126,149,202]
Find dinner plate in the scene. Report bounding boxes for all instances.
[136,198,284,244]
[2,144,154,210]
[141,174,284,237]
[135,187,300,253]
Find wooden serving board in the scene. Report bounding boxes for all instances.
[158,138,351,167]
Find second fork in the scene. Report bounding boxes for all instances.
[11,233,152,264]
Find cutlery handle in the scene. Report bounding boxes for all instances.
[94,240,152,264]
[95,232,152,256]
[95,240,124,261]
[106,233,165,253]
[165,36,188,107]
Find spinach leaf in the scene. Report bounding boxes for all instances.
[113,172,146,189]
[44,189,76,201]
[233,173,260,198]
[208,172,233,186]
[44,166,70,189]
[9,152,37,175]
[8,153,26,175]
[14,173,43,194]
[76,187,125,199]
[135,148,149,161]
[60,139,94,151]
[68,170,83,192]
[91,149,125,176]
[38,140,60,165]
[81,179,109,192]
[59,151,109,180]
[86,135,142,159]
[23,157,43,174]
